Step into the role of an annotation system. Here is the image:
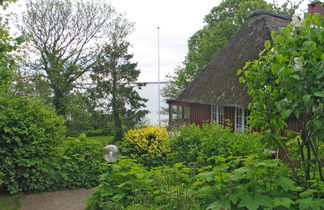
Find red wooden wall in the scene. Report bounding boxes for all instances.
[189,103,211,125]
[168,101,302,133]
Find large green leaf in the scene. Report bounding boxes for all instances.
[302,95,311,105]
[314,91,324,98]
[275,176,297,192]
[238,193,271,210]
[272,197,294,209]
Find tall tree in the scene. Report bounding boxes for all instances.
[163,0,300,99]
[89,19,148,141]
[19,0,118,115]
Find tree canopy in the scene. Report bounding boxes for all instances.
[88,18,148,141]
[19,0,121,115]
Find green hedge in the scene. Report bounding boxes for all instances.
[0,96,65,193]
[52,135,106,189]
[168,123,264,165]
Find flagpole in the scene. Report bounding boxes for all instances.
[157,26,161,126]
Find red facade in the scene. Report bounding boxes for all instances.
[189,103,211,125]
[168,100,302,133]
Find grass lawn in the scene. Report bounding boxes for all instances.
[0,193,21,210]
[85,135,114,146]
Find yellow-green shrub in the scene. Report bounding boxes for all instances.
[121,126,170,166]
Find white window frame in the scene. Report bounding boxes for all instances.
[211,105,224,125]
[235,107,249,132]
[235,107,244,132]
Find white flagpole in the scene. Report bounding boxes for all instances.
[157,26,161,126]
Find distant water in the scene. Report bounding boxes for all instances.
[136,82,169,126]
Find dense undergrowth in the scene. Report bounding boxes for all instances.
[87,123,324,210]
[0,98,322,209]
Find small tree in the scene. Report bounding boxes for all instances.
[239,14,324,184]
[89,18,148,141]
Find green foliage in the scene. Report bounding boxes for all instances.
[239,14,324,182]
[0,1,20,94]
[163,0,300,99]
[0,95,107,193]
[168,123,264,165]
[0,193,21,210]
[120,126,170,166]
[0,96,65,194]
[52,135,106,189]
[0,171,3,186]
[19,0,120,116]
[87,158,197,210]
[85,135,114,145]
[64,92,115,137]
[88,23,148,141]
[88,124,323,209]
[88,156,324,209]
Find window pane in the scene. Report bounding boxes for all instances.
[184,106,190,120]
[177,106,183,120]
[171,105,178,120]
[218,106,224,125]
[236,107,243,132]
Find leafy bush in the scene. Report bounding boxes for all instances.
[87,158,197,210]
[192,154,324,210]
[120,126,170,166]
[168,123,264,165]
[0,96,65,194]
[88,155,324,210]
[0,171,3,186]
[52,135,106,189]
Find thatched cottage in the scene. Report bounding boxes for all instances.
[167,2,323,131]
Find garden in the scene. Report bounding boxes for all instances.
[0,0,323,209]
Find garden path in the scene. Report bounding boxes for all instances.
[20,188,92,210]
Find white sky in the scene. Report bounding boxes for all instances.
[8,0,309,82]
[109,0,222,82]
[109,0,308,82]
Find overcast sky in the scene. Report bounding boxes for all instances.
[9,0,309,82]
[109,0,308,82]
[109,0,222,82]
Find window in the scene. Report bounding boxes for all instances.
[212,105,224,125]
[235,107,249,132]
[184,106,190,121]
[171,104,184,121]
[235,107,243,132]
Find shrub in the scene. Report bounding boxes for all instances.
[120,126,170,166]
[168,123,264,165]
[192,154,324,210]
[0,96,65,194]
[87,158,197,210]
[0,171,3,186]
[52,135,106,189]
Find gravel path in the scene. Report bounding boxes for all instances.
[20,189,92,210]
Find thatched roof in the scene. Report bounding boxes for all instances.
[176,11,291,107]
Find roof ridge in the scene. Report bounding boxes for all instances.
[251,10,292,21]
